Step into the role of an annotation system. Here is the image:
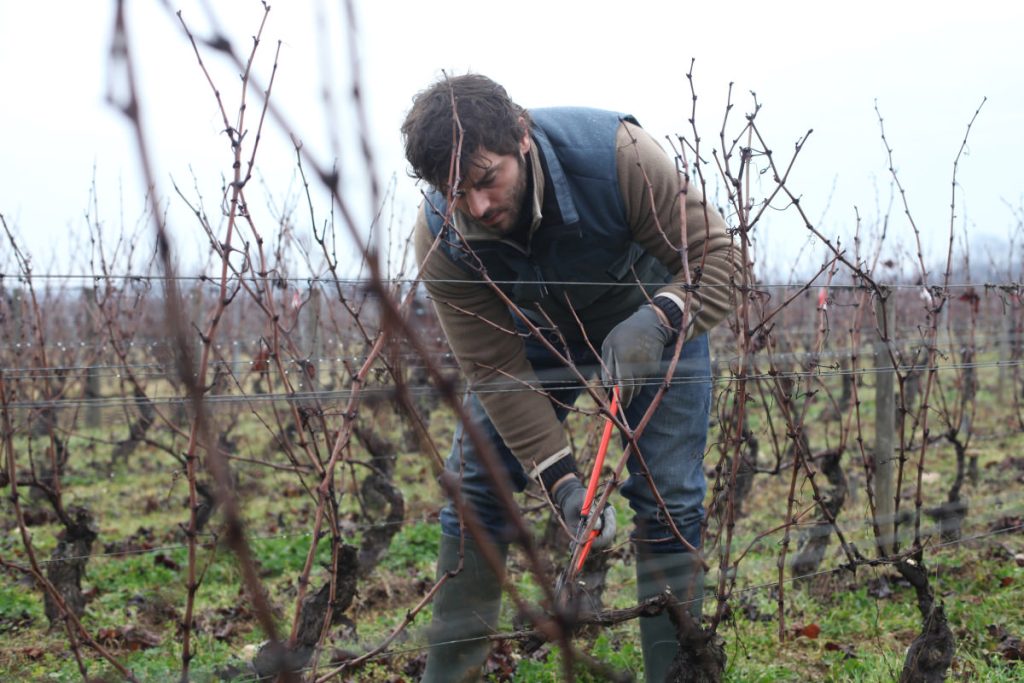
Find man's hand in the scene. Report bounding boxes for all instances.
[552,476,616,549]
[601,304,673,408]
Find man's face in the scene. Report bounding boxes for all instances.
[451,131,531,234]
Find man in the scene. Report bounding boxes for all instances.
[403,73,742,682]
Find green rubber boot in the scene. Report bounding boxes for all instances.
[422,533,508,683]
[636,549,704,683]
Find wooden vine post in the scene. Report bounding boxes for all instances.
[873,286,896,556]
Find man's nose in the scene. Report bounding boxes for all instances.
[464,189,490,219]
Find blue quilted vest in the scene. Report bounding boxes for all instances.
[424,107,670,341]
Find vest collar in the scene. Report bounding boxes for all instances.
[529,122,579,226]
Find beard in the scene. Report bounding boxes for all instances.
[481,152,529,234]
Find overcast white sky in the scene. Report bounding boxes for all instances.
[1,1,1022,278]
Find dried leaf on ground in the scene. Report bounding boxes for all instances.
[997,637,1024,661]
[824,641,857,659]
[795,623,821,639]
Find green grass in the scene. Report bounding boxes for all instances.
[514,631,644,681]
[2,361,1024,682]
[380,521,441,573]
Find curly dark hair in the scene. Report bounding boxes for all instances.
[400,73,530,191]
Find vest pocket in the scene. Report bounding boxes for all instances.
[606,241,647,281]
[541,236,644,311]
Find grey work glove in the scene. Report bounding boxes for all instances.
[601,304,673,408]
[553,476,616,549]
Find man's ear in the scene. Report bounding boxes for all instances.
[518,117,531,155]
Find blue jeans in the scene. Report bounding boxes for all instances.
[439,333,712,553]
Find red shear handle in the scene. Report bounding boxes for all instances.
[575,387,619,572]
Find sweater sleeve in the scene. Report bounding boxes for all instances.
[616,121,744,338]
[413,208,571,474]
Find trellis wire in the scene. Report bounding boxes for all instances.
[4,357,1023,412]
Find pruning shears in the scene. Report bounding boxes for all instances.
[555,387,619,604]
[574,386,619,572]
